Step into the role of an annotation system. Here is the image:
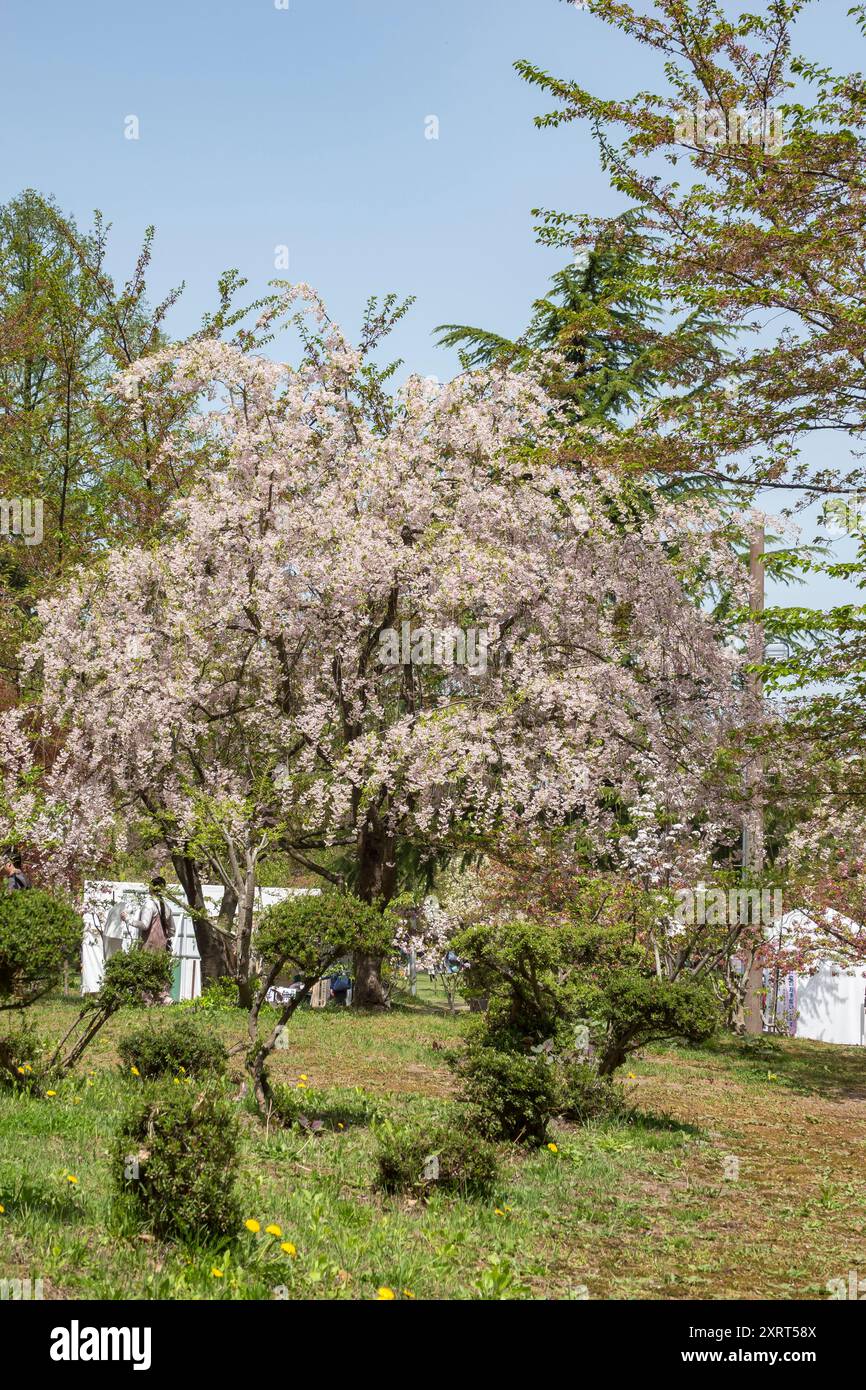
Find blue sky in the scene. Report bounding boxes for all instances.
[2,0,863,608]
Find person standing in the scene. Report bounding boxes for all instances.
[3,853,30,892]
[137,877,176,950]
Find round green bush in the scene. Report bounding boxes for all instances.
[254,890,392,977]
[118,1014,228,1080]
[0,890,82,1007]
[0,1023,54,1093]
[375,1117,499,1198]
[453,1034,560,1145]
[112,1082,240,1241]
[94,945,174,1011]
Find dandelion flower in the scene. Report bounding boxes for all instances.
[67,1175,78,1185]
[16,1066,25,1075]
[627,1072,636,1080]
[280,1241,297,1257]
[244,1219,260,1234]
[547,1143,558,1154]
[376,1287,396,1300]
[265,1224,282,1237]
[0,1204,5,1213]
[211,1268,224,1278]
[130,1066,140,1077]
[403,1289,416,1299]
[46,1090,57,1097]
[494,1208,505,1217]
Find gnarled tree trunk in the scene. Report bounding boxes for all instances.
[173,855,235,985]
[352,818,396,1008]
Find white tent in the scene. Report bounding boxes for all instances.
[767,910,866,1047]
[80,880,307,1001]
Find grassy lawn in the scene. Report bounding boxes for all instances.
[1,991,864,1300]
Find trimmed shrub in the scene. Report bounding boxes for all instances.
[0,890,82,1008]
[453,1033,560,1145]
[375,1117,499,1198]
[0,1023,54,1093]
[118,1014,228,1080]
[246,891,393,1119]
[254,890,393,979]
[112,1082,240,1241]
[95,946,174,1012]
[452,910,721,1078]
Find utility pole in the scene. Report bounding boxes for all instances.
[742,524,766,1033]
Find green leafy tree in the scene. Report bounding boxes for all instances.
[437,210,727,426]
[245,891,392,1116]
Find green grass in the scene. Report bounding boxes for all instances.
[1,993,864,1300]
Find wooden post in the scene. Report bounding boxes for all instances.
[743,525,766,1034]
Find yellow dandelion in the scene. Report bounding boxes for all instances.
[265,1224,282,1237]
[280,1241,297,1257]
[296,1082,307,1090]
[16,1066,25,1075]
[46,1090,57,1097]
[337,1122,344,1130]
[376,1286,396,1300]
[0,1203,5,1213]
[403,1289,416,1299]
[547,1142,558,1154]
[767,1071,778,1082]
[67,1175,78,1185]
[627,1072,636,1080]
[172,1077,180,1085]
[130,1066,140,1077]
[211,1267,224,1278]
[494,1208,506,1217]
[244,1219,261,1234]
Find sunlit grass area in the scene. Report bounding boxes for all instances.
[1,991,863,1300]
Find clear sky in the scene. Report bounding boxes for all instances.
[2,0,862,607]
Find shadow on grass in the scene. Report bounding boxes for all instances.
[711,1035,866,1101]
[0,1178,86,1227]
[269,1083,383,1132]
[389,988,466,1018]
[623,1109,702,1139]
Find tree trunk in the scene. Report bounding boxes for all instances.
[173,855,234,985]
[352,819,396,1008]
[235,870,257,1011]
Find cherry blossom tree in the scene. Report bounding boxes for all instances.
[15,287,749,1005]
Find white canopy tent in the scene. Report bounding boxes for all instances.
[81,880,306,1001]
[767,909,866,1047]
